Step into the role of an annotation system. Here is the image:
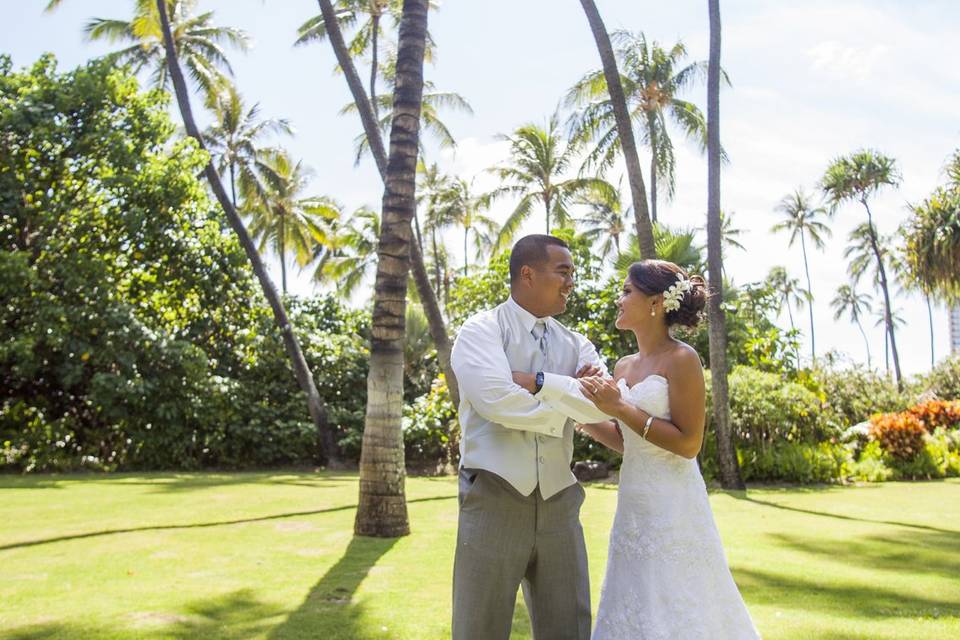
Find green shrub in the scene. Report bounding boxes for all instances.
[736,441,849,483]
[812,360,906,430]
[919,355,960,400]
[847,441,895,482]
[403,376,459,467]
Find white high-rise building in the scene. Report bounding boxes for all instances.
[951,306,960,355]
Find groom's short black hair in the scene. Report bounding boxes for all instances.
[509,234,570,283]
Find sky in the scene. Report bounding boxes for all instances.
[5,0,960,376]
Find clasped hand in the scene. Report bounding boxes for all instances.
[511,364,604,394]
[577,375,623,415]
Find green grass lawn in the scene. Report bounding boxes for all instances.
[1,473,958,639]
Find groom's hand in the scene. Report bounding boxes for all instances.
[576,364,602,379]
[511,371,537,394]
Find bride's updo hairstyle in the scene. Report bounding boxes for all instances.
[627,260,708,329]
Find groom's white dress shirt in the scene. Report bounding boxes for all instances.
[451,296,613,499]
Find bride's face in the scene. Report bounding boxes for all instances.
[615,277,659,330]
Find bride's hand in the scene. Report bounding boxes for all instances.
[578,375,623,415]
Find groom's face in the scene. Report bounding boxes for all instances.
[527,245,575,316]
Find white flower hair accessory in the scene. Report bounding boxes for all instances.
[662,273,692,313]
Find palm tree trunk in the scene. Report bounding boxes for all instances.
[544,192,551,234]
[229,162,237,209]
[706,0,744,490]
[578,0,656,259]
[318,0,459,409]
[883,325,890,374]
[855,317,871,368]
[156,0,338,465]
[355,0,429,537]
[280,214,287,295]
[370,13,380,119]
[863,200,903,389]
[800,233,816,362]
[431,227,441,299]
[926,294,935,368]
[649,121,658,223]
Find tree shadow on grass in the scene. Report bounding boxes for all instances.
[267,535,399,640]
[765,529,960,582]
[735,565,959,622]
[0,496,454,552]
[729,492,960,535]
[3,589,285,640]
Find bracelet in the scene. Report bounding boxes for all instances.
[641,415,654,439]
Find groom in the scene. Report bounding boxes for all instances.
[450,234,614,640]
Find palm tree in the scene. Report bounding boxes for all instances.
[315,0,459,410]
[614,225,704,276]
[353,0,429,538]
[568,31,724,222]
[117,0,337,464]
[297,0,437,118]
[314,206,380,298]
[242,150,336,295]
[487,112,616,250]
[873,307,906,377]
[771,189,832,362]
[435,177,497,275]
[706,0,743,489]
[204,85,293,208]
[831,283,873,368]
[890,250,938,370]
[46,0,249,103]
[822,149,903,389]
[766,266,806,362]
[904,185,960,302]
[718,209,746,256]
[575,179,627,260]
[576,0,656,259]
[343,56,473,166]
[417,162,453,299]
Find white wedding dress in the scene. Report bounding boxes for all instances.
[592,376,761,640]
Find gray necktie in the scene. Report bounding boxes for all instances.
[531,320,548,370]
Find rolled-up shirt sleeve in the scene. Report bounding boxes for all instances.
[451,319,568,437]
[536,334,613,424]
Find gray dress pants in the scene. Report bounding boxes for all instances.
[452,468,591,640]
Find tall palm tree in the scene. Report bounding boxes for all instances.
[890,250,938,370]
[822,149,903,389]
[568,31,724,222]
[46,0,249,103]
[575,179,627,260]
[771,189,831,362]
[417,162,453,299]
[297,0,437,118]
[904,185,960,302]
[129,0,336,463]
[435,177,497,275]
[487,112,616,250]
[343,56,473,166]
[831,283,873,368]
[873,307,906,376]
[204,85,292,208]
[354,0,429,538]
[766,266,806,363]
[706,0,743,489]
[242,150,336,295]
[315,0,459,412]
[576,0,656,259]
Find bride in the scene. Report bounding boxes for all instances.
[574,260,759,639]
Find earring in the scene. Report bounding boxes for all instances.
[650,307,656,317]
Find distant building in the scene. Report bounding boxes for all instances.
[952,306,960,355]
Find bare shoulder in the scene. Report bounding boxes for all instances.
[613,353,638,378]
[665,341,704,378]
